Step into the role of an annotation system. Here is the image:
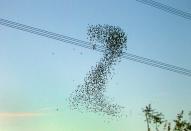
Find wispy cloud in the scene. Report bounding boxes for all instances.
[37,106,63,112]
[38,107,57,112]
[0,112,43,117]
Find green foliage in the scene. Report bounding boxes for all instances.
[152,112,165,131]
[189,111,191,122]
[173,111,191,131]
[142,105,191,131]
[143,104,152,131]
[143,104,164,131]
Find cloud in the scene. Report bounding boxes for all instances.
[0,112,43,117]
[38,107,57,112]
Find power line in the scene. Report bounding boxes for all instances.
[123,53,191,76]
[0,18,191,77]
[136,0,191,20]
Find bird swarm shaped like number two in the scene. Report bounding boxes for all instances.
[69,25,127,119]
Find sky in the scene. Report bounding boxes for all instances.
[0,0,191,131]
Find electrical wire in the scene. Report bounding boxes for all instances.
[136,0,191,20]
[0,18,191,77]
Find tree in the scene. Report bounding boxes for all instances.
[186,122,191,131]
[189,111,191,122]
[173,110,188,131]
[143,104,154,131]
[143,104,165,131]
[142,106,191,131]
[152,112,164,131]
[168,122,171,131]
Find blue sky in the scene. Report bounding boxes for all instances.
[0,0,191,131]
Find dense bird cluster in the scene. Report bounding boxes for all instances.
[69,25,127,118]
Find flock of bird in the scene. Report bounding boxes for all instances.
[69,25,127,119]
